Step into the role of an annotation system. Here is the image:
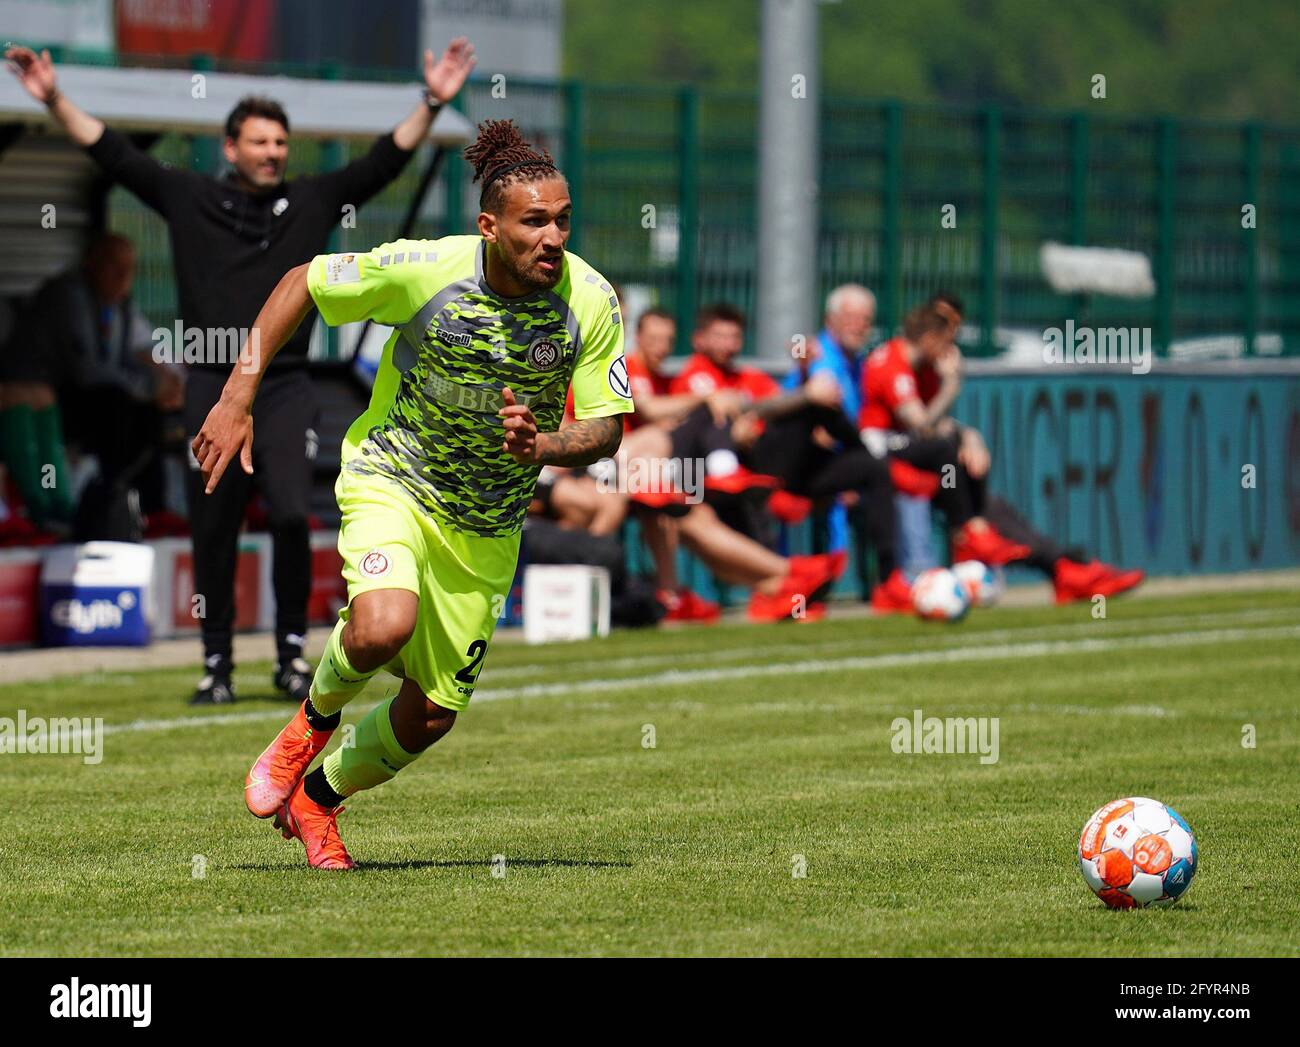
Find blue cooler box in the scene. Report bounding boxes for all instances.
[40,542,155,647]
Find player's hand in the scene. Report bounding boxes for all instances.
[730,411,761,450]
[934,344,964,380]
[705,389,744,426]
[499,387,540,463]
[155,366,184,412]
[192,397,254,494]
[958,426,990,480]
[423,37,476,105]
[804,372,842,409]
[4,46,58,104]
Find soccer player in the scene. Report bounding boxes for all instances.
[901,292,1145,603]
[191,121,631,869]
[859,301,1032,568]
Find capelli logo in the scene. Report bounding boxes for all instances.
[50,978,151,1027]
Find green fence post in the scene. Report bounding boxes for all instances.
[320,62,346,360]
[1243,122,1260,356]
[564,81,585,255]
[981,105,1001,354]
[675,86,699,354]
[443,93,466,237]
[190,54,217,175]
[1070,112,1090,322]
[881,101,902,338]
[1070,113,1089,245]
[322,61,345,251]
[1156,118,1177,354]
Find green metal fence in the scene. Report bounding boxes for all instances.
[89,56,1299,358]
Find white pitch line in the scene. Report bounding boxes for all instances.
[478,605,1300,683]
[64,620,1300,744]
[481,623,1300,701]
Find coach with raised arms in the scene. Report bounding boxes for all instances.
[5,38,477,705]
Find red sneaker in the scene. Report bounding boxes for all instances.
[658,587,722,622]
[630,488,688,510]
[273,779,356,871]
[702,466,780,495]
[750,552,845,622]
[952,521,1031,566]
[1094,563,1145,599]
[245,704,334,819]
[1054,559,1145,604]
[747,590,827,622]
[787,550,848,603]
[766,490,813,524]
[870,568,914,614]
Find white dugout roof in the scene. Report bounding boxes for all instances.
[0,64,473,301]
[0,62,476,142]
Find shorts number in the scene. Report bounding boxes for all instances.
[455,639,488,684]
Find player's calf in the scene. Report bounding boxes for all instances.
[300,679,453,813]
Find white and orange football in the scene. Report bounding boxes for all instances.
[1078,797,1198,909]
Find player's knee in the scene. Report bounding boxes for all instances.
[347,602,416,668]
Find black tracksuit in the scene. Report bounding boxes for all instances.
[86,127,415,665]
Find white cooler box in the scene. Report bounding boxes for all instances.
[39,542,155,647]
[523,565,610,645]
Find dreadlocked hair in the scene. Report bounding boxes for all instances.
[465,119,561,212]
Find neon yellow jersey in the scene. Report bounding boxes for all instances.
[306,235,632,537]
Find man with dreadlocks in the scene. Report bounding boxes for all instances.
[191,120,632,869]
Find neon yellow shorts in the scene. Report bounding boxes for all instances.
[335,469,520,712]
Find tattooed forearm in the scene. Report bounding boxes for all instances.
[535,415,623,467]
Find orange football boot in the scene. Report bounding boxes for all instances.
[245,704,334,818]
[273,779,356,871]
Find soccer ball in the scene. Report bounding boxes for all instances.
[952,559,1004,607]
[911,567,970,622]
[1078,797,1198,908]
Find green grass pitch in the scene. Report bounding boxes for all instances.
[2,587,1297,956]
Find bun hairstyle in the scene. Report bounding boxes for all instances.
[465,119,561,212]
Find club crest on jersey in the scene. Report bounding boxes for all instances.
[527,337,564,371]
[360,550,392,578]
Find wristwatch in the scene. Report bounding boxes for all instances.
[423,89,443,114]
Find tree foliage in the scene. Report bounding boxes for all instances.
[564,0,1300,121]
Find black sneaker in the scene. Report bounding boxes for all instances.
[190,656,236,705]
[273,657,313,703]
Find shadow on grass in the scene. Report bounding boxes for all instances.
[229,857,633,872]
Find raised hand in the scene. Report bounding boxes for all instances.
[423,37,477,105]
[4,46,57,104]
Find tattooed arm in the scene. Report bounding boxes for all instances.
[535,415,623,466]
[498,387,623,466]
